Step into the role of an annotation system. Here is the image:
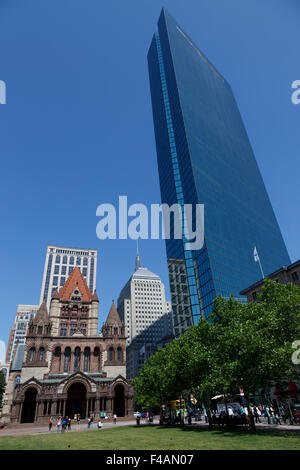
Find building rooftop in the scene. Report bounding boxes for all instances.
[132,267,160,281]
[240,259,300,295]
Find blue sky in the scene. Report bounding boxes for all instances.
[0,0,299,347]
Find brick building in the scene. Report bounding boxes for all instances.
[2,268,133,423]
[240,259,300,302]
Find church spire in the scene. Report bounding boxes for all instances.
[135,240,141,271]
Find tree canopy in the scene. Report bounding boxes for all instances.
[133,280,300,423]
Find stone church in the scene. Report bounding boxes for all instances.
[2,267,134,423]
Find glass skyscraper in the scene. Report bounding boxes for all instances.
[148,9,290,336]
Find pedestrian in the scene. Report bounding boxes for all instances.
[77,413,81,429]
[97,419,102,429]
[57,417,61,432]
[67,417,71,431]
[270,405,276,424]
[274,409,282,425]
[253,406,261,424]
[62,417,67,432]
[88,417,91,429]
[113,413,117,424]
[48,417,53,431]
[265,406,271,424]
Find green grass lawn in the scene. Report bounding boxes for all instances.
[0,425,300,450]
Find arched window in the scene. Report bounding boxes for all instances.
[38,325,43,335]
[94,347,101,371]
[114,327,118,336]
[62,255,67,264]
[84,347,90,372]
[69,256,74,265]
[64,347,71,373]
[109,347,114,362]
[14,375,20,388]
[55,255,60,263]
[117,347,122,361]
[74,347,81,372]
[39,347,45,361]
[54,347,61,371]
[83,257,88,266]
[29,347,35,362]
[76,256,81,266]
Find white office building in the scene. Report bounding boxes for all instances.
[40,245,97,309]
[117,251,173,378]
[6,305,39,363]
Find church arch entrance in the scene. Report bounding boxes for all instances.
[21,388,37,423]
[113,384,125,417]
[65,382,87,419]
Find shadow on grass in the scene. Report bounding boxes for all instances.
[130,424,300,439]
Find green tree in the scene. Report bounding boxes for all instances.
[133,280,300,430]
[210,280,300,428]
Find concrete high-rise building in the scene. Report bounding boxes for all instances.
[117,251,173,378]
[6,305,39,363]
[40,245,97,309]
[148,9,291,337]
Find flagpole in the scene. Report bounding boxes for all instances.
[254,246,265,279]
[258,257,265,279]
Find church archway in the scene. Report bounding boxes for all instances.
[21,388,37,423]
[113,384,125,417]
[65,382,87,419]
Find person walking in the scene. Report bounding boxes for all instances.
[270,405,276,424]
[113,414,117,424]
[57,417,61,432]
[274,408,282,425]
[62,417,67,432]
[253,406,261,424]
[265,406,271,424]
[97,419,102,429]
[67,417,71,431]
[48,417,53,431]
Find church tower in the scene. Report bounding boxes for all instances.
[49,267,99,337]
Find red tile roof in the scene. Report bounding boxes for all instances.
[58,267,92,302]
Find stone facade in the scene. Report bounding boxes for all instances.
[3,268,134,424]
[240,259,300,302]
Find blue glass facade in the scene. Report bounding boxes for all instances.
[148,9,290,336]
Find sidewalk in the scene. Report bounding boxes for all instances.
[0,418,144,437]
[1,417,300,437]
